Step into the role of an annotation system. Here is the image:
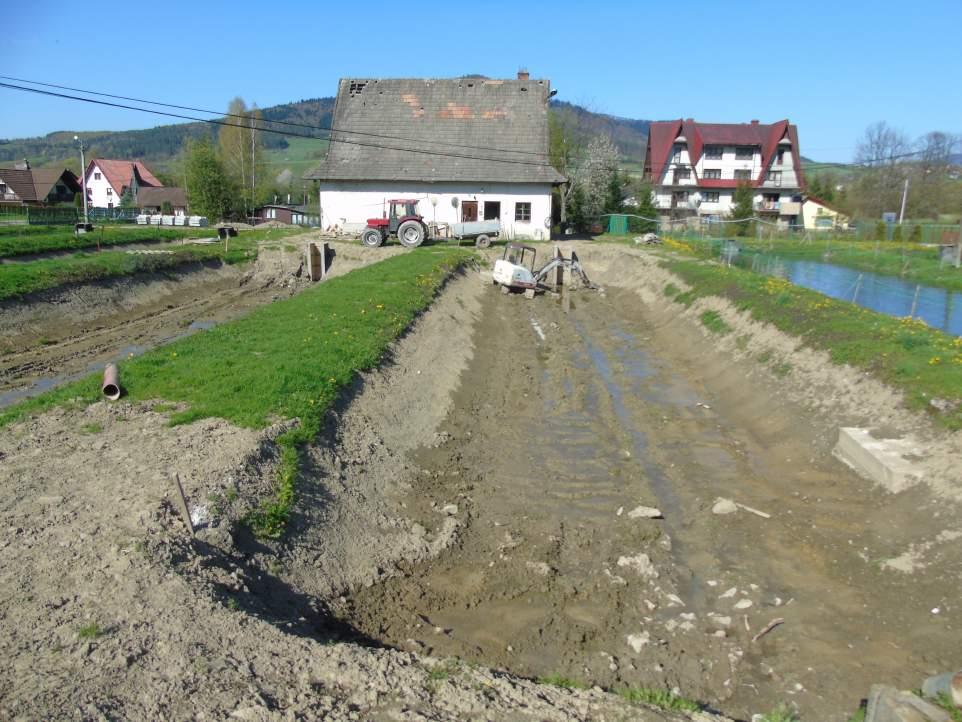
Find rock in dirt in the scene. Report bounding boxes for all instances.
[627,505,663,519]
[626,631,651,653]
[441,504,458,516]
[712,498,739,515]
[525,561,552,577]
[865,684,953,722]
[195,525,235,555]
[616,553,659,580]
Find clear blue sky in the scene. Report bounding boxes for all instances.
[4,0,960,163]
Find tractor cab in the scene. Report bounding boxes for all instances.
[492,243,539,289]
[367,199,421,234]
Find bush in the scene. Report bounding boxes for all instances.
[892,225,903,242]
[875,221,887,241]
[910,224,922,243]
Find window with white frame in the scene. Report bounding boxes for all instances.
[515,202,531,222]
[703,169,721,179]
[767,171,782,186]
[106,187,112,195]
[734,169,752,181]
[703,191,720,202]
[705,146,723,159]
[674,168,691,180]
[672,145,684,162]
[735,146,754,160]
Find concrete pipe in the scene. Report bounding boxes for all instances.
[102,364,121,401]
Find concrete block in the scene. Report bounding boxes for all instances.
[865,684,952,722]
[834,428,924,493]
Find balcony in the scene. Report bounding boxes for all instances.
[755,200,780,212]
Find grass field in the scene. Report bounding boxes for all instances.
[0,226,301,300]
[0,247,473,538]
[662,257,962,429]
[264,136,330,182]
[0,224,218,258]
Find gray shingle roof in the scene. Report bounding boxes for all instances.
[305,77,565,184]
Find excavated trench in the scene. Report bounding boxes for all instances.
[286,258,962,722]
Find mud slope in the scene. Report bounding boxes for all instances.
[0,266,720,721]
[339,254,962,722]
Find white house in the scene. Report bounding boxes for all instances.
[644,119,804,228]
[305,74,565,240]
[84,158,163,209]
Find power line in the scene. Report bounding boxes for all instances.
[0,81,568,172]
[0,74,550,159]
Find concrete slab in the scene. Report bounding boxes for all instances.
[865,684,952,722]
[834,427,924,493]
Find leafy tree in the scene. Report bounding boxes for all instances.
[568,134,620,228]
[185,138,235,221]
[161,200,174,215]
[730,182,754,236]
[892,224,903,242]
[629,180,658,233]
[119,186,136,209]
[219,97,267,219]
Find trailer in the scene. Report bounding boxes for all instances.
[449,220,501,249]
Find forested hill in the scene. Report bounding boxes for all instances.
[0,96,652,175]
[0,98,337,172]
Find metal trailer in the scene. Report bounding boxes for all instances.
[448,220,501,249]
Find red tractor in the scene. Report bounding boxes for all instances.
[360,199,428,248]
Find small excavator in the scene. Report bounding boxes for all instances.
[492,243,597,298]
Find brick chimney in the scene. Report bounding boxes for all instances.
[517,69,530,81]
[750,119,760,125]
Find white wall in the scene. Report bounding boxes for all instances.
[84,163,118,209]
[317,181,554,240]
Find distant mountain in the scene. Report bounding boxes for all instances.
[0,96,651,178]
[0,97,336,174]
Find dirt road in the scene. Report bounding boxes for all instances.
[336,264,962,721]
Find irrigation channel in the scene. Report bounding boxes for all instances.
[330,269,961,722]
[731,251,962,336]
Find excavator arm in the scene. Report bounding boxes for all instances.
[533,250,597,289]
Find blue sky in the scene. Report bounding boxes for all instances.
[4,0,960,162]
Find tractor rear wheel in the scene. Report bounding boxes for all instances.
[361,228,383,248]
[397,221,425,248]
[475,234,491,249]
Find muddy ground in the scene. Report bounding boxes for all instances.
[0,243,959,720]
[0,236,405,408]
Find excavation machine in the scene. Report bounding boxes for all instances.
[492,243,597,298]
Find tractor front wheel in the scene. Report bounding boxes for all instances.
[361,228,383,248]
[397,221,425,248]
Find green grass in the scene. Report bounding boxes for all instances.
[1,248,472,538]
[665,258,962,429]
[663,282,681,298]
[77,622,103,640]
[0,224,218,258]
[934,693,962,722]
[537,674,587,690]
[80,422,103,434]
[699,309,732,335]
[847,706,866,722]
[757,705,800,722]
[0,227,304,300]
[617,687,700,712]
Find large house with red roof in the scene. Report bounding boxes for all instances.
[643,119,804,227]
[83,158,164,209]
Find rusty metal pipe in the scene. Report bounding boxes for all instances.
[102,363,121,401]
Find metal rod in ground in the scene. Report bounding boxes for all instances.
[852,274,863,303]
[171,473,194,536]
[910,285,921,317]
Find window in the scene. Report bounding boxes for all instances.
[703,169,721,179]
[776,148,786,164]
[106,187,112,195]
[94,172,101,180]
[674,168,691,181]
[734,169,752,181]
[0,182,6,194]
[735,146,754,160]
[483,201,501,220]
[703,192,720,203]
[107,202,113,209]
[705,146,723,160]
[672,144,684,162]
[515,202,531,222]
[767,171,782,186]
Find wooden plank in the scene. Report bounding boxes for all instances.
[170,473,194,536]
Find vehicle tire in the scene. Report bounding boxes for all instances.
[475,234,491,249]
[361,228,383,247]
[397,221,425,248]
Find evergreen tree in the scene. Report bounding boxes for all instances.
[730,182,755,236]
[630,181,658,234]
[185,138,236,221]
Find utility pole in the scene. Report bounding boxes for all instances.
[898,177,909,224]
[74,135,89,226]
